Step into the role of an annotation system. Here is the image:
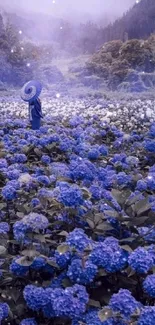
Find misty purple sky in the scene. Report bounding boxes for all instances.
[1,0,135,18]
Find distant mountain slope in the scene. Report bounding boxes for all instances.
[0,0,154,53]
[0,8,120,52]
[100,0,155,43]
[0,7,63,42]
[0,5,125,44]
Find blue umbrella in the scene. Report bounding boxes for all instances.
[21,80,42,102]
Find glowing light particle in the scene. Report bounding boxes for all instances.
[19,30,22,34]
[56,93,60,98]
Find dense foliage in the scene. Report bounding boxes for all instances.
[0,16,38,86]
[0,114,155,324]
[85,35,155,91]
[0,14,59,86]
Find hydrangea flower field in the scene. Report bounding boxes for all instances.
[1,112,155,324]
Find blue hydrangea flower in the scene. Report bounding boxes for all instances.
[85,310,104,325]
[31,257,46,271]
[72,318,85,325]
[69,116,84,127]
[14,154,27,163]
[18,139,28,146]
[74,142,89,156]
[36,175,50,186]
[49,175,56,183]
[35,167,45,176]
[2,185,17,200]
[7,169,20,180]
[0,222,10,234]
[39,126,49,134]
[126,156,139,166]
[111,153,126,164]
[136,180,147,191]
[42,257,55,275]
[144,140,155,153]
[22,213,49,231]
[0,159,8,169]
[146,175,155,190]
[57,183,84,207]
[143,274,155,298]
[38,188,51,198]
[147,245,155,263]
[59,138,74,152]
[0,303,9,320]
[113,139,123,149]
[50,162,70,178]
[20,319,38,325]
[67,258,97,285]
[115,172,132,186]
[66,228,91,252]
[43,285,88,318]
[89,185,102,200]
[42,289,56,318]
[109,289,141,320]
[137,307,155,325]
[149,165,155,173]
[88,148,100,160]
[52,284,89,318]
[89,241,127,273]
[13,221,30,242]
[31,198,40,207]
[10,258,29,276]
[41,155,51,164]
[66,283,89,304]
[50,288,76,318]
[101,190,121,212]
[70,162,95,181]
[7,179,20,190]
[23,285,48,311]
[55,251,72,268]
[99,145,108,156]
[50,271,67,289]
[128,247,154,274]
[103,237,119,246]
[138,227,155,243]
[148,123,155,137]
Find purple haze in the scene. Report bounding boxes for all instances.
[1,0,135,21]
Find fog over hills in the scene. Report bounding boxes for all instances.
[1,0,135,22]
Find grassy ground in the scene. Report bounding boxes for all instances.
[2,87,155,103]
[52,55,90,78]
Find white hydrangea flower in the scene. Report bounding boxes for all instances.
[18,173,32,185]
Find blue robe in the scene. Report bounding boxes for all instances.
[29,98,43,130]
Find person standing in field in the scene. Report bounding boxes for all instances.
[29,97,43,130]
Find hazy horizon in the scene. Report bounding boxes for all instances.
[0,0,136,21]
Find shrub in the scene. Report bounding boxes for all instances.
[0,113,155,324]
